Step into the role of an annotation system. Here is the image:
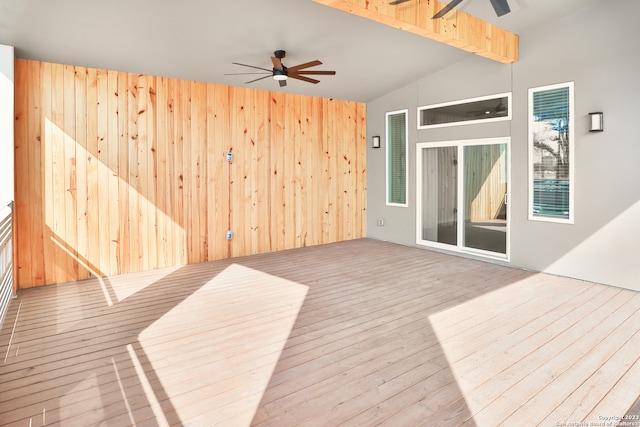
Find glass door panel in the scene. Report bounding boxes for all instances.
[463,144,507,254]
[421,146,457,246]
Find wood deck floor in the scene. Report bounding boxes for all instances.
[1,238,639,426]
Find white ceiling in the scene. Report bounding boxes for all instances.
[0,0,600,103]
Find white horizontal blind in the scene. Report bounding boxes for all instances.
[387,110,407,206]
[530,84,572,220]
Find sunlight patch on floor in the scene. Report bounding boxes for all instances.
[109,265,183,303]
[427,276,544,425]
[137,263,308,425]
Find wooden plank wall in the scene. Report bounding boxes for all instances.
[14,59,367,289]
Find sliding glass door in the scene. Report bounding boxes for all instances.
[417,138,509,258]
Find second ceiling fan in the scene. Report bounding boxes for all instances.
[390,0,511,19]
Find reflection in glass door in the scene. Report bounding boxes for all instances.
[417,139,509,257]
[420,146,458,246]
[463,144,508,254]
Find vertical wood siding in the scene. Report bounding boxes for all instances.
[14,59,367,289]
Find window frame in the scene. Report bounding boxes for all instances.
[527,81,575,224]
[417,92,512,130]
[386,109,409,207]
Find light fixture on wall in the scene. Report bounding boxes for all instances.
[372,135,381,148]
[589,112,604,132]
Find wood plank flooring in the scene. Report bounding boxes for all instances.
[0,239,639,426]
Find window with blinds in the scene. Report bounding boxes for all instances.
[386,110,408,206]
[528,82,574,223]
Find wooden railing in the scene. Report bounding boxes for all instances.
[0,202,13,329]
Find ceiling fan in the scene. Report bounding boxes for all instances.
[389,0,511,19]
[225,50,336,87]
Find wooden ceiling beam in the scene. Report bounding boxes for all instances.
[313,0,518,64]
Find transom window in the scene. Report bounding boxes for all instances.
[418,93,511,129]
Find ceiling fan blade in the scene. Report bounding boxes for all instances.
[232,62,272,72]
[245,75,272,84]
[224,72,271,76]
[279,80,287,87]
[292,70,336,75]
[389,0,411,4]
[288,60,323,72]
[271,56,283,71]
[432,0,466,19]
[489,0,510,16]
[288,74,321,84]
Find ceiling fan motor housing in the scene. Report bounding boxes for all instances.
[273,67,288,80]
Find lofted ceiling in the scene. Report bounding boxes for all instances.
[0,0,601,103]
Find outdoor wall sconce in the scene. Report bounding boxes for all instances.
[372,135,381,148]
[589,112,604,132]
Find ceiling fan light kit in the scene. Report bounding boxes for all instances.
[273,69,288,81]
[226,50,336,88]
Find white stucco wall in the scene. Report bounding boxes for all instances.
[0,44,14,212]
[366,0,640,291]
